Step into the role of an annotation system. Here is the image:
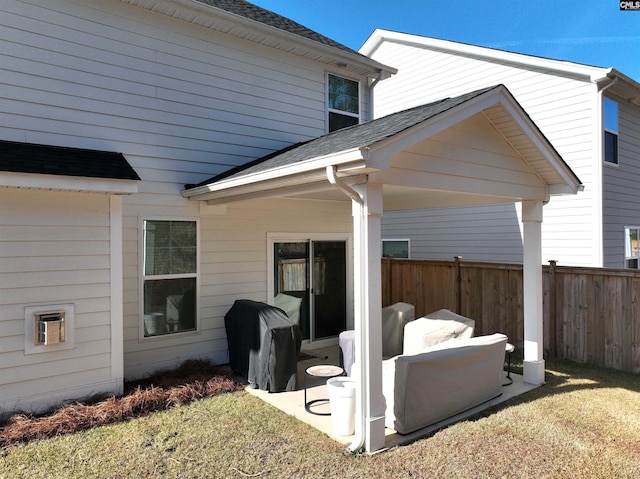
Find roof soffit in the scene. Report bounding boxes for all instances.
[1,172,139,195]
[120,0,395,77]
[599,71,640,106]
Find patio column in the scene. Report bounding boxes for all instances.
[351,182,385,453]
[522,200,545,385]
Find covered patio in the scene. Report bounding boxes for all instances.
[183,85,582,453]
[247,344,539,450]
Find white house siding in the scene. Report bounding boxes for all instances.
[0,189,116,415]
[124,198,353,378]
[369,38,599,266]
[602,98,640,268]
[1,0,373,385]
[383,204,525,263]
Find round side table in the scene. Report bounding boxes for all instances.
[304,364,344,415]
[504,343,515,386]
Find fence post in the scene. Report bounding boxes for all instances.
[384,256,392,306]
[454,256,462,314]
[548,260,557,358]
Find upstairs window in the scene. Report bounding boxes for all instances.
[328,73,359,132]
[142,219,197,337]
[604,98,618,165]
[625,227,640,269]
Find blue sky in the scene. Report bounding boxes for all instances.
[252,0,640,80]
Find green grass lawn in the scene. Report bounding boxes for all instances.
[2,359,640,479]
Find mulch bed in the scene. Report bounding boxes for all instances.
[0,360,246,448]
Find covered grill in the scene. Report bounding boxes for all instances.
[224,299,301,392]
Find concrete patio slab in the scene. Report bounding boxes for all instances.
[246,345,540,451]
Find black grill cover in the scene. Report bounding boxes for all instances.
[224,299,301,392]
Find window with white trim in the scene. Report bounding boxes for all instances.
[382,239,410,259]
[604,98,618,165]
[142,219,197,337]
[328,73,360,132]
[625,227,640,269]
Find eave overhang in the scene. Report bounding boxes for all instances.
[1,171,139,195]
[120,0,396,79]
[361,29,607,82]
[183,85,582,208]
[181,148,372,204]
[594,69,640,106]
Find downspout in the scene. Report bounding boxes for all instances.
[368,69,387,120]
[326,166,366,452]
[326,165,363,206]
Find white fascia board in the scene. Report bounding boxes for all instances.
[182,148,368,200]
[361,29,607,81]
[1,172,139,195]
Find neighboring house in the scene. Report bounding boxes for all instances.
[360,30,640,268]
[1,1,581,453]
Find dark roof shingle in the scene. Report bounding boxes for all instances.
[0,140,140,181]
[190,86,499,188]
[196,0,361,55]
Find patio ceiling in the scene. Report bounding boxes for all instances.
[183,85,582,209]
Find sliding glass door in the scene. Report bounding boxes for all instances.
[273,239,347,342]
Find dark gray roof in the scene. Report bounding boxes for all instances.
[0,140,140,180]
[196,0,360,55]
[190,85,499,188]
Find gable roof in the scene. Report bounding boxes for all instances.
[183,85,582,206]
[121,0,395,78]
[189,86,499,188]
[360,29,640,103]
[360,29,608,81]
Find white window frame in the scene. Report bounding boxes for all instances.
[382,238,411,259]
[625,226,640,269]
[139,217,200,340]
[327,72,360,133]
[604,97,619,165]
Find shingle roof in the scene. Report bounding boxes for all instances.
[189,85,499,188]
[0,140,140,181]
[195,0,360,55]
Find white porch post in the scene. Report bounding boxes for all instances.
[522,200,545,385]
[351,182,386,453]
[110,195,124,394]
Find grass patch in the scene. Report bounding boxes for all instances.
[1,358,640,478]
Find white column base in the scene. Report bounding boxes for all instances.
[365,415,386,453]
[523,359,545,385]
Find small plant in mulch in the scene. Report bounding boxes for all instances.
[0,360,246,448]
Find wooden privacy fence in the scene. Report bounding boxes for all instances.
[381,257,640,374]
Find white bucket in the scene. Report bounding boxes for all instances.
[144,313,166,335]
[327,377,356,436]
